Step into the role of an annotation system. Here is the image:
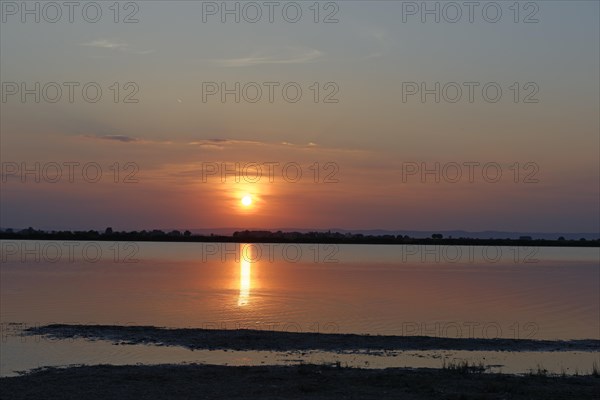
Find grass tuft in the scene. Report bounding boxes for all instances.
[442,358,485,374]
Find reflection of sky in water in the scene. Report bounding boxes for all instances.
[1,331,598,378]
[1,242,598,340]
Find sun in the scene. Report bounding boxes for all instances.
[241,195,252,207]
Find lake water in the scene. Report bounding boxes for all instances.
[1,241,599,375]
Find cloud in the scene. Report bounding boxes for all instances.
[211,47,322,67]
[81,134,365,157]
[187,138,258,150]
[82,133,178,145]
[81,39,128,50]
[189,139,260,146]
[92,135,138,143]
[81,39,154,55]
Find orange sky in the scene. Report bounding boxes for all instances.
[1,1,598,232]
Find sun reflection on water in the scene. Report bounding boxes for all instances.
[238,256,251,307]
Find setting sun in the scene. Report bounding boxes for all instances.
[241,195,253,207]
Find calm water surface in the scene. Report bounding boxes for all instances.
[2,241,598,339]
[1,241,598,376]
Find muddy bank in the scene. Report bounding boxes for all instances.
[26,324,600,352]
[2,363,599,400]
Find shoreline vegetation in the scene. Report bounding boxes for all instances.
[1,228,599,247]
[2,363,599,400]
[24,324,600,352]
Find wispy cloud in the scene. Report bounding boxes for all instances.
[91,134,138,143]
[81,39,128,50]
[81,135,365,156]
[82,134,176,145]
[211,47,322,67]
[188,139,321,150]
[135,49,156,55]
[187,138,261,150]
[81,39,154,55]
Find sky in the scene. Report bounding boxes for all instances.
[1,0,599,232]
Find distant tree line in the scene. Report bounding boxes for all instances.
[0,227,598,247]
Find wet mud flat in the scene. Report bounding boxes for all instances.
[24,324,600,352]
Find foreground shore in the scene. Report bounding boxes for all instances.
[5,325,600,398]
[2,363,599,400]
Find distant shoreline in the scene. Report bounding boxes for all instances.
[1,231,598,247]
